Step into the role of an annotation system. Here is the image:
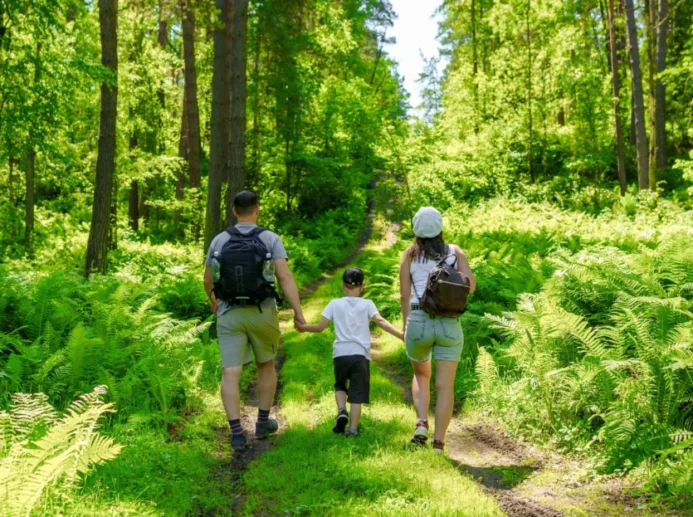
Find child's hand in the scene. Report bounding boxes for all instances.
[397,331,405,342]
[295,322,305,332]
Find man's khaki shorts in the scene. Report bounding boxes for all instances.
[216,307,281,368]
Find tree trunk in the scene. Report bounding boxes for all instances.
[249,15,261,188]
[624,0,649,190]
[609,0,627,195]
[158,17,167,108]
[8,155,13,204]
[25,147,35,253]
[128,133,139,231]
[224,0,233,184]
[182,1,201,239]
[205,0,229,250]
[472,0,479,133]
[644,0,657,189]
[526,0,534,182]
[655,0,668,178]
[225,0,248,226]
[85,0,118,276]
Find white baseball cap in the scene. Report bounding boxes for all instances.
[412,207,443,238]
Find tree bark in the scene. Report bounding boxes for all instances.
[85,0,118,276]
[205,0,229,250]
[608,0,627,195]
[655,0,668,178]
[182,1,201,239]
[249,14,262,188]
[25,148,35,253]
[224,0,233,184]
[644,0,657,189]
[128,132,139,231]
[225,0,248,226]
[526,0,534,182]
[472,0,479,134]
[624,0,650,190]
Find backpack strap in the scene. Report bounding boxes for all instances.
[438,245,457,267]
[225,226,242,237]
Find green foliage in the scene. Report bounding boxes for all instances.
[0,386,122,517]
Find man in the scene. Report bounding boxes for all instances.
[204,190,305,450]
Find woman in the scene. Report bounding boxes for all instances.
[399,206,476,453]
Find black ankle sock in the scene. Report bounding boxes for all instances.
[338,407,347,414]
[258,408,270,424]
[229,419,243,435]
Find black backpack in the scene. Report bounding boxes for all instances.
[213,227,280,310]
[414,247,471,318]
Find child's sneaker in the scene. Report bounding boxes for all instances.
[333,409,349,434]
[345,428,360,438]
[411,419,429,445]
[432,440,445,454]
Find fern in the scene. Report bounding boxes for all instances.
[0,386,121,517]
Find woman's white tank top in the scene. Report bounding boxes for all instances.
[410,246,456,303]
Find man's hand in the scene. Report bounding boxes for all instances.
[293,313,306,330]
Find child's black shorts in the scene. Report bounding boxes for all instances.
[333,354,370,404]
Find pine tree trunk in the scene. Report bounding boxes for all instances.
[205,0,229,250]
[472,0,479,134]
[644,0,657,189]
[624,0,649,190]
[224,0,233,184]
[128,133,139,231]
[25,147,35,253]
[249,18,262,188]
[85,0,118,276]
[226,0,248,226]
[182,1,201,240]
[609,0,627,195]
[526,0,534,182]
[655,0,668,177]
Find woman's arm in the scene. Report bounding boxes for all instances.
[297,317,330,333]
[454,245,477,293]
[399,249,412,332]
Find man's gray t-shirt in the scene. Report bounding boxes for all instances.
[205,223,288,316]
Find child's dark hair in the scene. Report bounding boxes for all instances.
[343,267,364,287]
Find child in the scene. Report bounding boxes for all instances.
[297,267,404,436]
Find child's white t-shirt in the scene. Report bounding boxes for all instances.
[322,297,379,359]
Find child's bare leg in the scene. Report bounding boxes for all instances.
[349,403,362,430]
[335,391,347,411]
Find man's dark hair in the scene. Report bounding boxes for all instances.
[233,190,259,216]
[343,267,364,287]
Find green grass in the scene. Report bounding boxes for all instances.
[237,245,504,517]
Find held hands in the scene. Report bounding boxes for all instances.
[210,294,219,315]
[294,313,306,332]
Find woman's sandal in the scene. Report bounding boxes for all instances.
[432,440,445,454]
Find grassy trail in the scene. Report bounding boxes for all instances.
[231,234,504,517]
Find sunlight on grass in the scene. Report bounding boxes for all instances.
[243,271,504,516]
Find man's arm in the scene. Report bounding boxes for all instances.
[297,317,330,333]
[372,314,404,341]
[203,266,219,314]
[274,258,305,324]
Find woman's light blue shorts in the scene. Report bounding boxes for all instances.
[405,310,464,363]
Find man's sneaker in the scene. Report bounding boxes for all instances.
[411,420,429,445]
[230,433,246,451]
[255,418,279,438]
[333,409,349,434]
[432,440,445,454]
[345,428,360,438]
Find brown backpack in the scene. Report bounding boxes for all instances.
[414,247,471,318]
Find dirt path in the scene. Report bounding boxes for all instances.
[371,334,680,517]
[212,204,380,515]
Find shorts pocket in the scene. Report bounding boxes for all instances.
[405,312,427,342]
[439,317,463,344]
